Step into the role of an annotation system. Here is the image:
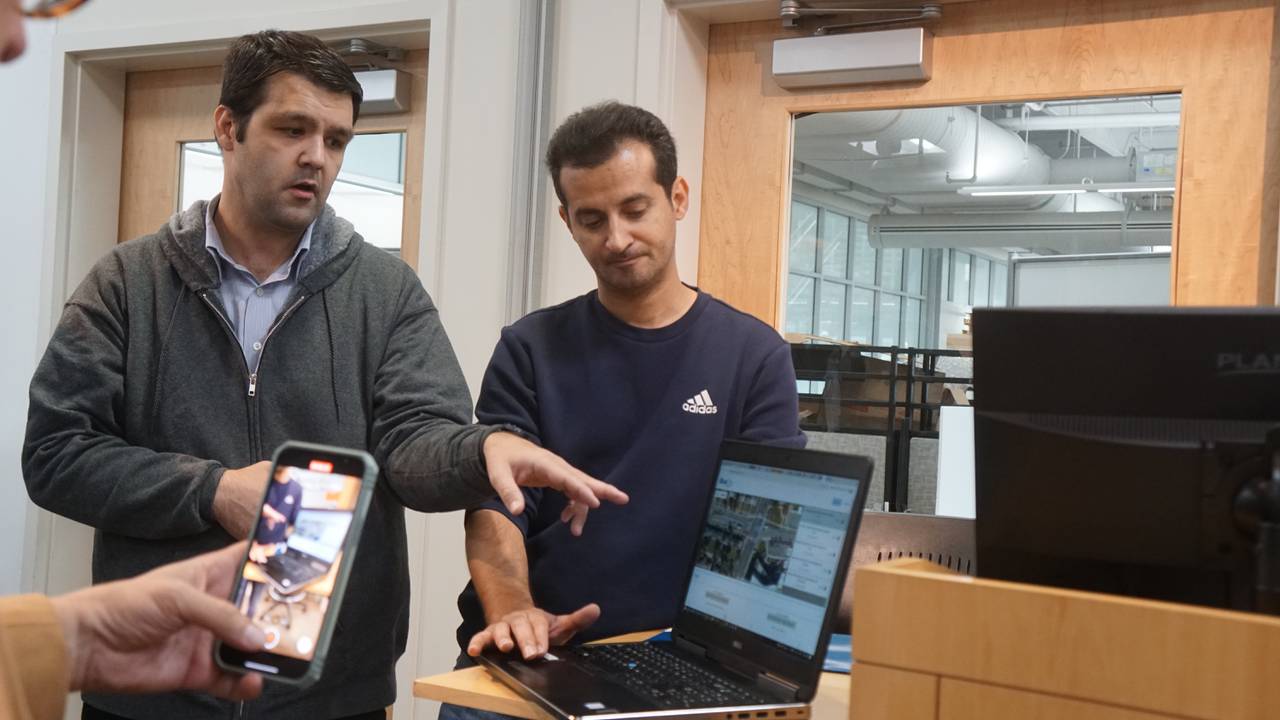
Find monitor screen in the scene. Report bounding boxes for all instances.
[682,459,859,657]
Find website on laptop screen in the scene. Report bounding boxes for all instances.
[288,509,353,564]
[684,459,858,657]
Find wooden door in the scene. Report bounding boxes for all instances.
[118,50,428,269]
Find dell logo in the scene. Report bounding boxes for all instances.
[1217,353,1280,375]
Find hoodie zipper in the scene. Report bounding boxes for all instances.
[199,290,310,397]
[200,292,253,392]
[250,293,309,397]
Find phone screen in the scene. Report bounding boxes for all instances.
[219,446,369,680]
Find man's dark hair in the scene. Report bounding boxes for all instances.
[219,30,363,141]
[545,101,678,207]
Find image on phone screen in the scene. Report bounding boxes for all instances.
[225,455,363,678]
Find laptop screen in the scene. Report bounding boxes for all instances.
[288,509,354,563]
[683,458,858,658]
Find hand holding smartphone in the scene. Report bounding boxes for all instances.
[216,441,377,686]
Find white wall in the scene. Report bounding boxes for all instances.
[537,0,708,308]
[1013,254,1172,307]
[409,4,524,718]
[0,21,54,596]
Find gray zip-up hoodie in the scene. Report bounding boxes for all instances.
[24,201,501,718]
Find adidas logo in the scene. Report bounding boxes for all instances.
[682,389,719,415]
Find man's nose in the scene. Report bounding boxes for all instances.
[604,223,630,253]
[299,134,325,168]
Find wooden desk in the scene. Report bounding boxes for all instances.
[413,632,849,720]
[850,558,1280,720]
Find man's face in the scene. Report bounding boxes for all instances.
[215,72,354,234]
[1,0,26,62]
[557,140,688,295]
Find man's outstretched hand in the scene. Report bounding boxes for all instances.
[483,432,627,534]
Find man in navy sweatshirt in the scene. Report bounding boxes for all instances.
[444,102,805,715]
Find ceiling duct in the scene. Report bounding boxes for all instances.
[794,107,1052,193]
[869,210,1173,252]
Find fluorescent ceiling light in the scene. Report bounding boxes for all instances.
[959,182,1176,197]
[959,185,1086,197]
[1093,184,1176,194]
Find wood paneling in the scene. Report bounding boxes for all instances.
[700,1,1280,325]
[117,49,428,269]
[851,559,1280,720]
[938,678,1178,720]
[118,65,222,243]
[850,663,938,720]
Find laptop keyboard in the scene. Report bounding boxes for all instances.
[266,553,324,588]
[570,643,776,709]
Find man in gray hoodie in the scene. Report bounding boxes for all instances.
[22,29,626,720]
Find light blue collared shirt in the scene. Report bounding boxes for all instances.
[204,201,313,370]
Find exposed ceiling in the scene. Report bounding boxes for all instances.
[791,94,1181,254]
[793,95,1180,211]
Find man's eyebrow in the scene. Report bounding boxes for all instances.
[271,111,317,127]
[620,194,651,206]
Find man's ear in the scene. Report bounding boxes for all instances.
[213,105,238,152]
[670,176,690,221]
[558,205,572,231]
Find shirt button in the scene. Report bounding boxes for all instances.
[255,288,264,297]
[253,342,263,351]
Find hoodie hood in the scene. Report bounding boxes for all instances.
[159,197,362,295]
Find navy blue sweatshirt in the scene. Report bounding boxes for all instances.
[456,289,805,650]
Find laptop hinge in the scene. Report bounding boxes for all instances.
[758,670,801,699]
[706,645,769,684]
[673,634,708,659]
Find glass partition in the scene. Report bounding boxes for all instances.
[787,94,1181,514]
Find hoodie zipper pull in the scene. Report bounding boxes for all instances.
[248,373,258,398]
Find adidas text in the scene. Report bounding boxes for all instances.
[682,403,719,414]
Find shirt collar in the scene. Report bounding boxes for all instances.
[204,196,314,284]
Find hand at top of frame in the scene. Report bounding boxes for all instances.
[482,432,628,535]
[50,541,266,699]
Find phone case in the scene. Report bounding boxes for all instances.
[214,440,379,687]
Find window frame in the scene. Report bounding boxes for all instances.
[787,199,930,347]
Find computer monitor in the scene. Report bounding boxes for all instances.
[972,307,1280,614]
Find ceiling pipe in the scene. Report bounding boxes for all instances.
[793,106,1052,194]
[993,113,1181,131]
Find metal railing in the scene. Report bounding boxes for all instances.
[792,343,973,511]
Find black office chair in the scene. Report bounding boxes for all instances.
[836,511,976,631]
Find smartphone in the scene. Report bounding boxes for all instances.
[216,441,377,686]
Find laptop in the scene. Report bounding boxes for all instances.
[264,508,353,592]
[479,440,872,720]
